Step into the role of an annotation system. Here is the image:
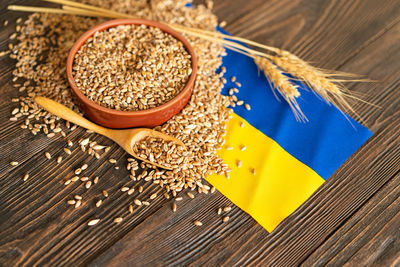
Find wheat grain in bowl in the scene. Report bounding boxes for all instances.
[72,24,192,111]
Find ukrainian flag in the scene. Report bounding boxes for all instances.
[206,31,372,232]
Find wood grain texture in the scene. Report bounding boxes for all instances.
[0,0,399,266]
[302,173,400,266]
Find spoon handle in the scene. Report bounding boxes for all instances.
[34,96,108,136]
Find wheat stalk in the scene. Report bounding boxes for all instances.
[8,1,369,122]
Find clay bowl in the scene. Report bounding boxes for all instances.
[66,19,197,128]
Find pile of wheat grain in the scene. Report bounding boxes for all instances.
[7,0,234,224]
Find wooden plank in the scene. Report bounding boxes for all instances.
[90,0,400,266]
[221,0,400,69]
[299,24,400,266]
[343,198,400,266]
[302,173,400,266]
[234,17,400,266]
[232,19,400,267]
[0,0,399,266]
[89,191,259,266]
[89,120,400,266]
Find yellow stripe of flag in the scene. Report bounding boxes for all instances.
[206,113,325,232]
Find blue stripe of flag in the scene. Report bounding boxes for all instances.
[218,29,372,180]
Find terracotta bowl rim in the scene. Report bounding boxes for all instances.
[66,18,197,117]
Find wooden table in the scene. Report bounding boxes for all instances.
[1,0,399,266]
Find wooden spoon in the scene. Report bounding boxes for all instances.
[34,96,184,170]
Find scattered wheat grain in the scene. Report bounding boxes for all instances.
[75,200,82,208]
[121,187,129,192]
[172,203,177,212]
[128,188,135,195]
[236,160,242,168]
[194,220,203,226]
[88,219,100,226]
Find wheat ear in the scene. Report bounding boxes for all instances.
[268,50,361,119]
[253,56,307,122]
[8,1,371,122]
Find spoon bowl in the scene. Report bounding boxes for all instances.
[35,96,184,169]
